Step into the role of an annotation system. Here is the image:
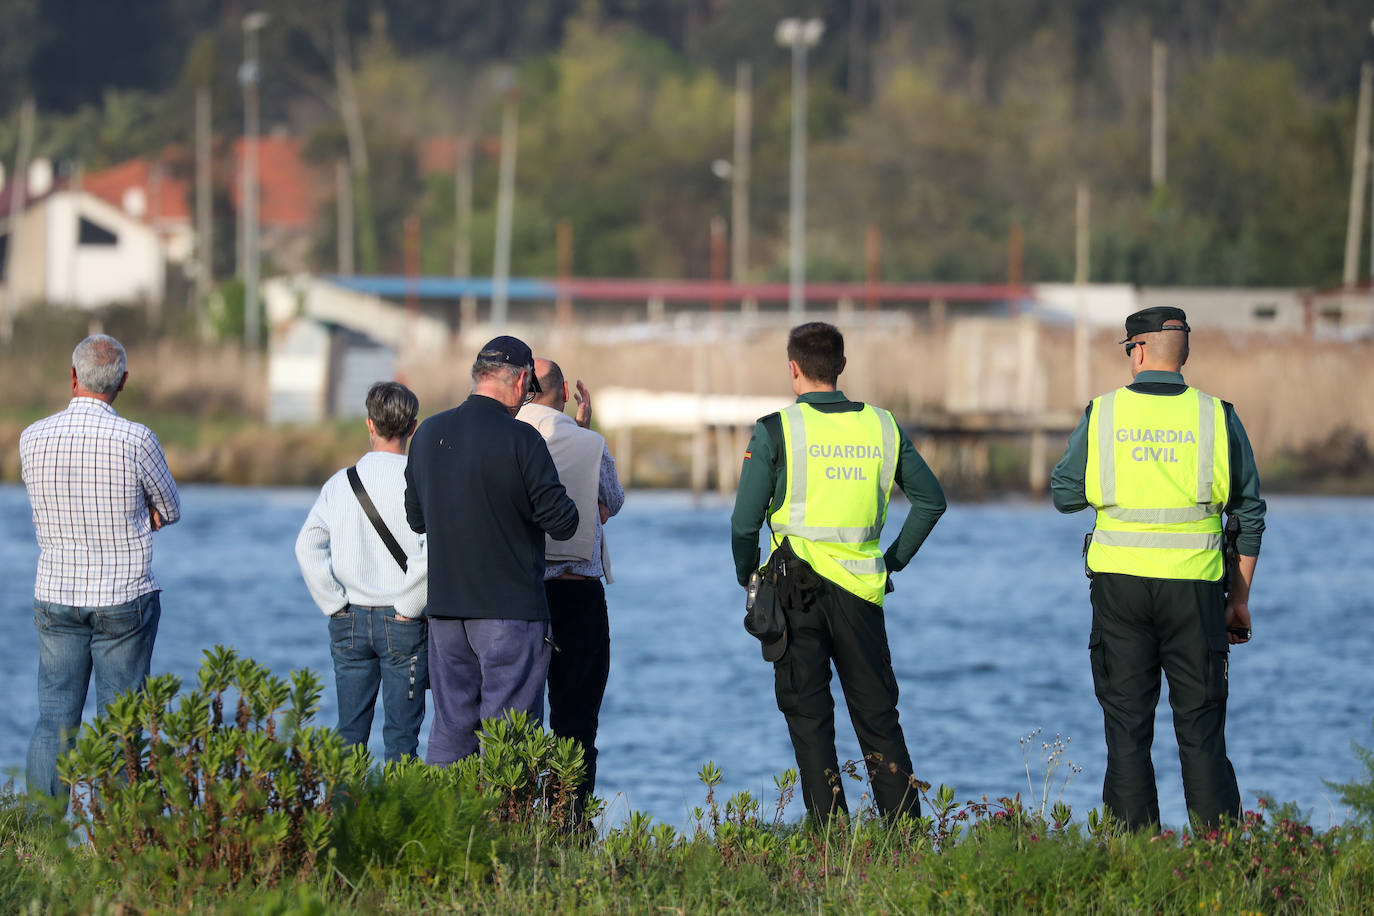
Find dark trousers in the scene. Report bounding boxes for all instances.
[773,571,916,825]
[1089,572,1240,830]
[545,579,610,812]
[425,617,550,766]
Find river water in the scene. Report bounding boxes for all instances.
[2,485,1371,830]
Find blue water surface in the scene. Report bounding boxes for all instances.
[2,485,1371,830]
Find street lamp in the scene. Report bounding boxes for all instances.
[776,18,824,321]
[239,11,269,358]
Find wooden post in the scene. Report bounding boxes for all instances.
[336,160,354,274]
[195,87,213,327]
[691,343,708,500]
[715,425,737,494]
[404,214,419,359]
[1074,181,1092,406]
[865,223,881,312]
[732,62,752,295]
[556,219,573,329]
[1345,62,1373,288]
[709,216,726,313]
[1151,40,1168,188]
[1029,429,1047,497]
[1007,221,1023,306]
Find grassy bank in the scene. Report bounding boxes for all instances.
[3,649,1374,914]
[1,309,1371,494]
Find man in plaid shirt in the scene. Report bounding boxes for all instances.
[19,334,180,805]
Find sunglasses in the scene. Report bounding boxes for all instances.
[1124,341,1144,357]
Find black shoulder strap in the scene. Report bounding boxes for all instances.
[346,466,408,572]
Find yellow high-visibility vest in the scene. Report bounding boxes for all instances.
[768,402,899,604]
[1084,386,1231,580]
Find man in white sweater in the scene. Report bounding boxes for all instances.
[517,359,624,821]
[295,382,428,761]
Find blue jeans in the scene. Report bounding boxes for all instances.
[329,605,429,762]
[27,591,161,803]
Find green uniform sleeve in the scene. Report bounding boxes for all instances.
[1051,406,1092,513]
[882,428,946,573]
[1224,404,1266,556]
[730,419,780,586]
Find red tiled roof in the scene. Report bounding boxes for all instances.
[232,136,314,230]
[84,156,192,224]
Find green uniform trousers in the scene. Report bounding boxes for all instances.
[1088,572,1241,830]
[773,562,917,826]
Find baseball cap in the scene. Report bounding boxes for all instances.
[477,335,541,392]
[1119,306,1190,344]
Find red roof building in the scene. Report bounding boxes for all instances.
[232,135,315,230]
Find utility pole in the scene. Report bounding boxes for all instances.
[1,96,36,345]
[1074,182,1091,407]
[240,11,269,357]
[1150,40,1167,188]
[491,71,519,329]
[195,87,213,329]
[731,61,751,289]
[453,134,473,278]
[556,219,573,330]
[336,160,354,274]
[1344,62,1372,288]
[777,18,824,322]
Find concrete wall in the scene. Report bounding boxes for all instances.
[1032,283,1309,335]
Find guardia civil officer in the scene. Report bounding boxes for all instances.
[731,322,946,826]
[1051,307,1265,831]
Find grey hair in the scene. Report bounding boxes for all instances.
[366,381,419,440]
[72,335,127,394]
[470,357,526,387]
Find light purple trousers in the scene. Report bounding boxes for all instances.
[425,617,551,765]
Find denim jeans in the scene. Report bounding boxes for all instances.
[329,605,429,762]
[27,591,162,803]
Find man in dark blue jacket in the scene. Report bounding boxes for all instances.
[405,336,579,764]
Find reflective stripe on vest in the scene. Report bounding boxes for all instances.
[769,402,898,603]
[1084,386,1230,581]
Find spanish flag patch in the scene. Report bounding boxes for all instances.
[743,450,752,460]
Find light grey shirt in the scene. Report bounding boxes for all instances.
[295,451,426,618]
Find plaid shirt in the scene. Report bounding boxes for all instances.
[20,397,181,607]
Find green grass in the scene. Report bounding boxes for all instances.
[5,779,1374,914]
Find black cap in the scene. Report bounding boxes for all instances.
[477,335,541,392]
[1119,306,1190,344]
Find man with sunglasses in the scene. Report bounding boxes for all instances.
[1051,306,1266,831]
[405,336,579,765]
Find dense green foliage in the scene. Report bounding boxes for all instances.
[3,653,1374,911]
[1,1,1367,291]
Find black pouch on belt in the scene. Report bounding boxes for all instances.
[744,551,787,662]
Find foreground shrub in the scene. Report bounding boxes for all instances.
[1329,717,1374,825]
[57,646,370,891]
[329,756,502,888]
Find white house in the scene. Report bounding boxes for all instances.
[0,164,166,310]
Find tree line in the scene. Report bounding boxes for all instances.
[0,0,1368,289]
